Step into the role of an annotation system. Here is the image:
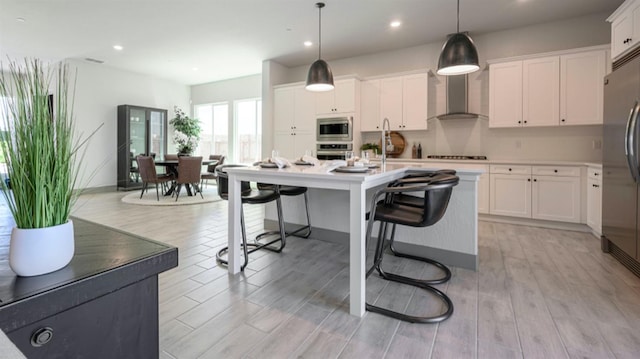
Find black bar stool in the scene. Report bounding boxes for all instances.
[257,183,312,238]
[215,165,287,271]
[365,173,459,323]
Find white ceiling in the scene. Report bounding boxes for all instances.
[0,0,624,85]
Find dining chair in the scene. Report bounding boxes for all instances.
[365,172,459,323]
[215,164,286,271]
[136,156,175,201]
[174,156,203,201]
[201,154,225,188]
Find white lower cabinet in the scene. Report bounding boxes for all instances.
[490,172,532,218]
[587,167,602,234]
[477,172,490,214]
[273,132,315,160]
[489,165,581,223]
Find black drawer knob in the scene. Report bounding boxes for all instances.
[508,168,512,171]
[534,179,537,182]
[31,327,54,347]
[554,169,558,173]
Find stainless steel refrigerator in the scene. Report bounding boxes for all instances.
[602,55,640,275]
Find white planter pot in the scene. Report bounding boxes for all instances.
[9,220,75,277]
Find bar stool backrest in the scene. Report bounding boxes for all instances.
[216,165,252,199]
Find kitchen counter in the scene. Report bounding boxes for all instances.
[233,163,482,317]
[377,158,601,167]
[0,218,178,358]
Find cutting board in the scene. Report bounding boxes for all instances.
[378,131,406,158]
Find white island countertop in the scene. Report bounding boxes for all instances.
[225,162,482,317]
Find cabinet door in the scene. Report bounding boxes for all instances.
[489,173,531,218]
[380,77,403,129]
[274,87,295,133]
[334,79,356,113]
[293,131,316,159]
[612,10,633,59]
[523,56,559,127]
[478,172,490,214]
[315,79,357,115]
[294,87,316,132]
[587,177,602,234]
[531,175,581,223]
[402,73,428,130]
[489,61,523,128]
[560,50,605,125]
[361,79,381,131]
[273,132,296,159]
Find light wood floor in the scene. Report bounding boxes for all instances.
[67,190,640,359]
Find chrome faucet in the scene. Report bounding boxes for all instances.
[381,117,394,167]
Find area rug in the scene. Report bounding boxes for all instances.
[121,185,222,206]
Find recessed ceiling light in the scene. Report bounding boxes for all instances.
[192,67,199,71]
[16,17,26,23]
[113,45,123,51]
[390,21,401,28]
[304,41,313,47]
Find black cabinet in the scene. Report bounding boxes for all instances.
[117,105,168,190]
[0,218,178,358]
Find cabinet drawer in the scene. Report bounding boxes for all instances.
[490,165,531,175]
[532,166,580,177]
[588,167,602,180]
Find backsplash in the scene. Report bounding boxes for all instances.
[361,120,603,162]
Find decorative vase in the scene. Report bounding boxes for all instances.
[9,220,75,277]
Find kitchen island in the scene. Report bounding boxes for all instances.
[225,163,482,317]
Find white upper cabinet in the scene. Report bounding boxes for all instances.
[489,47,606,128]
[361,72,428,131]
[560,50,606,125]
[273,85,316,159]
[523,56,560,127]
[489,61,523,128]
[315,78,358,115]
[609,0,640,60]
[360,79,381,131]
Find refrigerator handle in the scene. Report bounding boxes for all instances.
[625,101,640,183]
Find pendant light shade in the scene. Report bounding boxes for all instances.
[306,2,334,92]
[437,0,480,76]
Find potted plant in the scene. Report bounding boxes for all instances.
[360,142,381,157]
[170,106,201,155]
[0,59,100,276]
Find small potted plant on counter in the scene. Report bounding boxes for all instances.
[0,59,102,276]
[360,143,381,158]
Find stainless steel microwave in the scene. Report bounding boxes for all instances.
[317,116,353,142]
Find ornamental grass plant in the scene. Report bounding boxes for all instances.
[0,59,100,229]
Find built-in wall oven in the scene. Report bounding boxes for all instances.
[316,143,352,160]
[317,116,353,142]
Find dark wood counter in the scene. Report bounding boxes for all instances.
[0,217,178,358]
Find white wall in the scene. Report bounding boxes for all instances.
[70,59,190,188]
[267,12,611,163]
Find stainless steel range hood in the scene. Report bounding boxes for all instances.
[437,74,482,120]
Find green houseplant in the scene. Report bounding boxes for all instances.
[170,106,201,155]
[0,59,99,276]
[360,142,381,156]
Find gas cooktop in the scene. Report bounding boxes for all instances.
[427,155,487,160]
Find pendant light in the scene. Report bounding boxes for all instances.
[437,0,480,76]
[306,2,334,92]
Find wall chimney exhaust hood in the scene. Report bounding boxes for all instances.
[437,74,483,120]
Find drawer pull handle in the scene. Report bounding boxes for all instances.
[554,169,558,173]
[593,184,600,188]
[31,327,54,347]
[508,168,512,171]
[594,172,599,176]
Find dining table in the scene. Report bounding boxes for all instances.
[154,159,218,196]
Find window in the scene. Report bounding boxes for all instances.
[195,102,229,158]
[234,99,262,164]
[194,98,261,163]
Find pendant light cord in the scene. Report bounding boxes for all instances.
[318,3,323,60]
[457,0,460,33]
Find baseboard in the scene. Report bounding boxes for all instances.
[479,214,591,233]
